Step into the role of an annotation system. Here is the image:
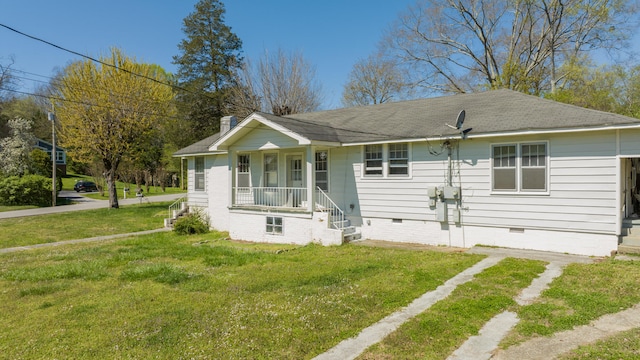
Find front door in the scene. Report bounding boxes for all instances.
[287,155,303,207]
[287,155,303,188]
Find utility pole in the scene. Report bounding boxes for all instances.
[48,110,57,207]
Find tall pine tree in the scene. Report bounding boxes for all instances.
[172,0,243,148]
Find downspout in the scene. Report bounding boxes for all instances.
[616,130,622,236]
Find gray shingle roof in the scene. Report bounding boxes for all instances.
[271,89,640,143]
[177,89,640,154]
[174,132,221,156]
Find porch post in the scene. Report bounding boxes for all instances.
[306,146,315,212]
[228,148,235,208]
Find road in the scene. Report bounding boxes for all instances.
[0,190,184,219]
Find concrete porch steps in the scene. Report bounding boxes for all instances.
[343,225,362,242]
[619,217,640,255]
[333,217,362,242]
[164,205,189,228]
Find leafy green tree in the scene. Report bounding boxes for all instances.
[54,48,175,208]
[2,96,50,140]
[172,0,243,147]
[550,61,640,119]
[29,149,52,177]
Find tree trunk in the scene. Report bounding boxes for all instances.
[104,165,119,209]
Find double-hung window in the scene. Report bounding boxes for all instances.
[364,143,411,177]
[195,156,205,191]
[315,150,329,191]
[388,143,409,176]
[364,145,383,176]
[492,142,547,193]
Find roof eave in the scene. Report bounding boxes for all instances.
[447,123,640,141]
[211,113,313,151]
[172,150,227,158]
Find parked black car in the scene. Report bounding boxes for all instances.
[74,181,98,192]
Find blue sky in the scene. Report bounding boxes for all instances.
[1,0,415,110]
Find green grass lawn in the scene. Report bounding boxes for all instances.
[0,202,171,249]
[0,233,483,359]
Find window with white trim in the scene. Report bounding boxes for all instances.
[364,145,383,176]
[315,150,329,191]
[388,143,409,176]
[363,143,411,178]
[492,142,547,192]
[266,216,283,235]
[264,153,278,187]
[195,156,205,191]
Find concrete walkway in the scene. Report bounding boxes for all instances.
[314,255,505,360]
[315,244,640,360]
[0,192,184,219]
[0,228,171,254]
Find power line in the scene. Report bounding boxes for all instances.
[0,23,419,143]
[0,23,204,100]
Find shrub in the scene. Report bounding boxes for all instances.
[173,209,210,235]
[0,175,53,207]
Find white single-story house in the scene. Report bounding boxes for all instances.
[174,89,640,256]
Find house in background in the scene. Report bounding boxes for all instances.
[34,138,67,176]
[174,89,640,256]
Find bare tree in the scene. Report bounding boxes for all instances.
[231,49,322,116]
[388,0,637,95]
[0,57,16,104]
[342,54,408,107]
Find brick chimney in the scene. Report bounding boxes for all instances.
[220,116,237,134]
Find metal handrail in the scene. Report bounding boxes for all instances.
[316,187,345,230]
[168,196,187,219]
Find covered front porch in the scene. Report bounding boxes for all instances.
[210,113,361,244]
[227,145,351,232]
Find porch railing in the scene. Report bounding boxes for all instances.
[316,187,346,230]
[168,196,188,219]
[233,187,307,208]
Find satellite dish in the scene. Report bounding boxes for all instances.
[445,109,472,139]
[455,110,465,129]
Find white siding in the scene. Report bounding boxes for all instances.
[347,132,620,238]
[208,154,229,231]
[186,157,208,208]
[231,124,299,151]
[620,128,640,155]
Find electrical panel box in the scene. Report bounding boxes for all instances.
[452,207,461,223]
[443,186,461,200]
[436,201,447,222]
[427,186,438,198]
